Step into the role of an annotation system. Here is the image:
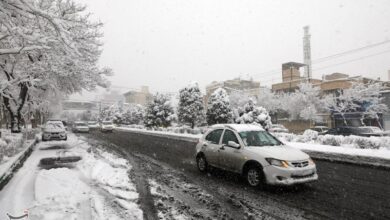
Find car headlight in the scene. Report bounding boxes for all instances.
[308,158,315,165]
[266,158,289,168]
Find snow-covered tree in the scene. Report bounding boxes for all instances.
[177,83,204,128]
[277,82,323,122]
[144,93,175,128]
[323,81,388,127]
[0,0,111,132]
[235,99,272,129]
[256,88,281,115]
[122,104,145,125]
[206,88,233,125]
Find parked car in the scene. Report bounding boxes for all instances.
[42,121,67,141]
[195,124,318,187]
[47,118,68,130]
[325,126,382,137]
[72,121,90,133]
[100,121,114,132]
[88,121,99,130]
[269,124,289,133]
[309,126,329,135]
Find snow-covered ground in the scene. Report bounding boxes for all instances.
[0,134,143,220]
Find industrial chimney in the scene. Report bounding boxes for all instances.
[303,26,312,79]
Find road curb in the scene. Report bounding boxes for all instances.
[0,139,38,191]
[115,127,199,143]
[306,150,390,170]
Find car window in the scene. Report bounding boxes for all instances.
[222,129,239,145]
[205,129,223,144]
[239,131,282,147]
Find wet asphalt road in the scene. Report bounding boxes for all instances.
[83,130,390,220]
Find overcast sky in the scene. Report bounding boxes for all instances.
[72,0,390,100]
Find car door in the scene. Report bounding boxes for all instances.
[203,129,224,167]
[218,129,243,172]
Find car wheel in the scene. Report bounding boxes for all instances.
[196,154,208,172]
[246,166,264,187]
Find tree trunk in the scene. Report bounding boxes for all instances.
[2,83,29,133]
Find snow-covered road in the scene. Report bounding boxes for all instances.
[0,134,143,220]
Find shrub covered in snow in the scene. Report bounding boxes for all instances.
[273,131,390,150]
[235,99,272,130]
[177,82,205,128]
[206,88,233,125]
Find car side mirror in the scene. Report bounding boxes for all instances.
[228,141,240,149]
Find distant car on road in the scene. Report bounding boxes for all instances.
[42,121,67,141]
[46,118,68,130]
[269,124,289,133]
[72,121,90,133]
[87,121,99,130]
[309,126,329,135]
[325,126,382,137]
[100,121,114,132]
[195,124,318,187]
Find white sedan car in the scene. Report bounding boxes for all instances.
[72,121,90,133]
[195,124,318,187]
[100,121,114,132]
[42,121,67,141]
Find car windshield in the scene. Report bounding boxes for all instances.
[239,131,283,147]
[45,123,64,129]
[88,122,97,125]
[103,122,112,125]
[76,123,87,126]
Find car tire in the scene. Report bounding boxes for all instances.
[196,154,208,172]
[245,166,265,187]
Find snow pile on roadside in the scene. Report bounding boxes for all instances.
[32,168,92,220]
[0,132,24,164]
[274,131,390,150]
[78,147,143,220]
[23,135,143,220]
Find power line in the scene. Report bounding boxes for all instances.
[252,39,390,79]
[313,39,390,64]
[313,48,390,71]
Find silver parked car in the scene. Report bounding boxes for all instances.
[100,121,114,132]
[72,121,90,133]
[195,124,318,187]
[42,121,67,141]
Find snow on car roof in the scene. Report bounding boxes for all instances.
[211,124,264,132]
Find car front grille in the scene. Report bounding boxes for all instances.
[291,173,315,179]
[291,161,309,168]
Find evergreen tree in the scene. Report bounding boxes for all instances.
[177,83,205,128]
[206,88,233,125]
[144,93,174,128]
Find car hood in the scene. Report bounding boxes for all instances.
[245,145,309,161]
